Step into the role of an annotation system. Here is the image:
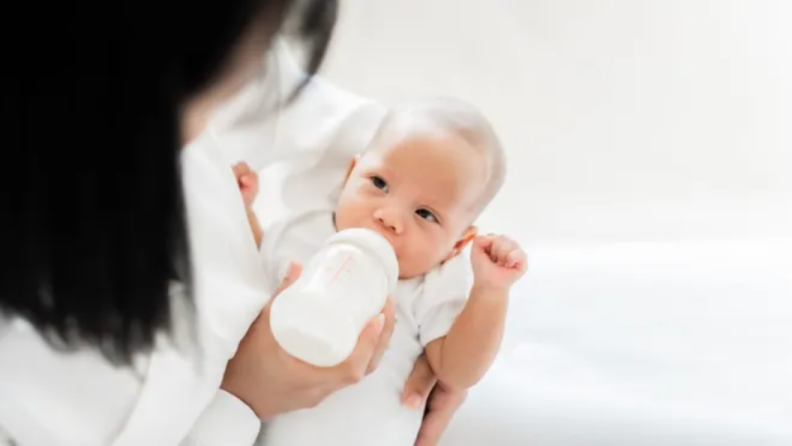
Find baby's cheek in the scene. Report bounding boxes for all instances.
[393,246,422,278]
[334,199,363,230]
[405,239,445,275]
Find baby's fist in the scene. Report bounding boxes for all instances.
[471,234,527,290]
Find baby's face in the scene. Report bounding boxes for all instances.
[335,129,487,278]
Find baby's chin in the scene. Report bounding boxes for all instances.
[395,258,437,280]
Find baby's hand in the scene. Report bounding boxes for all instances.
[470,234,527,290]
[233,162,259,208]
[233,162,264,247]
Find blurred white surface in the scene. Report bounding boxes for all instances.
[320,2,792,444]
[324,0,792,244]
[441,239,792,445]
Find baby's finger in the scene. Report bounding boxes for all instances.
[473,234,492,250]
[240,172,257,186]
[241,173,260,197]
[232,161,252,179]
[472,235,493,259]
[505,249,527,270]
[491,237,515,265]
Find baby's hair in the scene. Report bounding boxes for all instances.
[371,97,506,216]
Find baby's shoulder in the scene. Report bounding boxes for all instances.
[396,253,473,303]
[392,253,473,341]
[424,253,473,290]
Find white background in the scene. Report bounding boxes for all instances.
[323,0,792,246]
[320,3,792,444]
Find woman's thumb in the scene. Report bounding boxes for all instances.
[402,354,437,410]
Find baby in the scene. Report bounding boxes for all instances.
[237,98,526,446]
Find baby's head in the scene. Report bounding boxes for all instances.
[335,98,506,279]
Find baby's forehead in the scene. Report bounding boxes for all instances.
[368,125,487,175]
[364,130,489,212]
[376,108,483,146]
[361,98,504,216]
[370,114,487,162]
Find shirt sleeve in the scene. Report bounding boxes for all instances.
[253,42,386,283]
[414,254,474,347]
[266,52,387,211]
[184,390,260,446]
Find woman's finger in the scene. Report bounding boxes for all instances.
[367,298,395,374]
[401,354,437,410]
[334,311,386,385]
[414,385,467,446]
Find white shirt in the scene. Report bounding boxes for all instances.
[0,43,384,446]
[258,196,472,446]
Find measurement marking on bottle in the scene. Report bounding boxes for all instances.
[328,252,354,285]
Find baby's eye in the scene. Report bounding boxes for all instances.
[371,176,388,192]
[416,208,438,223]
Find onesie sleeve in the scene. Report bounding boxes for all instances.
[413,254,473,347]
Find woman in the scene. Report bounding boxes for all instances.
[0,0,464,444]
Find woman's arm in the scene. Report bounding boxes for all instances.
[185,391,261,445]
[401,354,468,446]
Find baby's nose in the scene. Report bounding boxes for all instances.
[374,208,404,235]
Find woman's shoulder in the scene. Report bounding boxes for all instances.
[271,41,387,161]
[0,318,145,445]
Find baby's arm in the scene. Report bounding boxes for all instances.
[425,235,527,390]
[425,286,508,390]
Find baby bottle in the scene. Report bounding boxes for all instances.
[270,228,399,367]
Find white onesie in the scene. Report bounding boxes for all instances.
[259,207,472,446]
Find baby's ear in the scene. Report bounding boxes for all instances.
[343,155,360,184]
[445,226,478,261]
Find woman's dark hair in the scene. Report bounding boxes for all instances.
[0,0,337,364]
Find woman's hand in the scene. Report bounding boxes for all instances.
[402,354,468,446]
[220,262,396,420]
